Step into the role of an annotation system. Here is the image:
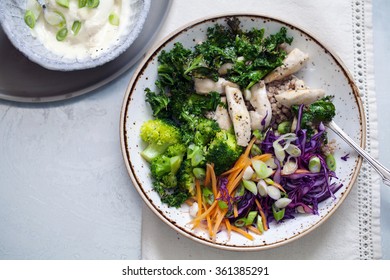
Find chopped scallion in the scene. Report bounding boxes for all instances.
[44,11,66,27]
[87,0,100,8]
[72,21,82,35]
[272,204,285,222]
[78,0,87,8]
[326,154,336,171]
[56,27,68,41]
[24,10,36,29]
[56,0,70,8]
[109,12,120,26]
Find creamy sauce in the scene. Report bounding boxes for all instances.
[26,0,131,60]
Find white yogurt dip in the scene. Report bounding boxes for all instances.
[26,0,131,60]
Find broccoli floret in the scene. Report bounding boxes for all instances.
[177,159,196,196]
[187,144,206,167]
[193,117,220,146]
[205,130,244,175]
[153,180,189,208]
[140,119,181,162]
[150,143,186,179]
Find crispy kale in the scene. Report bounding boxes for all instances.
[292,96,336,137]
[293,96,336,127]
[205,130,244,175]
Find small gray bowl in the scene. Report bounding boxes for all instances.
[0,0,150,71]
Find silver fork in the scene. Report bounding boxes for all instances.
[326,120,390,186]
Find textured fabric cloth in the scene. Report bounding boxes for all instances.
[141,0,381,259]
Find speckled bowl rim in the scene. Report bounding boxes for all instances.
[0,0,151,71]
[120,13,366,251]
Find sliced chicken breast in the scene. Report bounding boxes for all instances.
[249,82,272,130]
[194,77,238,95]
[225,85,251,146]
[275,88,325,107]
[264,48,309,84]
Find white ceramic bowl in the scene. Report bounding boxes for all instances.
[120,14,365,251]
[0,0,150,71]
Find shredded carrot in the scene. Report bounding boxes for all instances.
[202,202,213,237]
[211,208,228,241]
[247,225,262,235]
[295,169,310,174]
[233,204,238,218]
[225,219,232,240]
[230,225,254,240]
[220,165,241,176]
[271,181,287,193]
[255,199,269,231]
[204,164,211,187]
[244,137,257,158]
[195,179,202,217]
[250,153,273,162]
[208,164,218,198]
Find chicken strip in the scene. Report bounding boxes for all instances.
[275,88,325,107]
[194,77,238,95]
[249,82,272,130]
[213,97,233,131]
[263,48,309,84]
[225,85,251,146]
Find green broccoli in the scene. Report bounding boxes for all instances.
[153,180,189,208]
[145,88,170,118]
[150,143,187,178]
[205,130,244,175]
[177,159,196,196]
[140,119,181,162]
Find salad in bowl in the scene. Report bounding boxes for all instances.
[121,15,364,250]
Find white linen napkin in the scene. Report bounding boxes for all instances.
[141,0,381,259]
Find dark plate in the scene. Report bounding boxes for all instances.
[0,0,171,103]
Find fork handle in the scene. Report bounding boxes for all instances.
[327,121,390,186]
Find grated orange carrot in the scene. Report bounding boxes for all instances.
[250,153,273,162]
[255,199,268,231]
[225,219,232,240]
[195,179,202,217]
[230,225,254,240]
[247,225,262,235]
[271,181,287,193]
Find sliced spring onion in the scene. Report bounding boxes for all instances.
[272,204,285,221]
[87,0,100,8]
[277,121,292,134]
[218,200,228,210]
[274,197,292,209]
[56,0,70,8]
[56,27,68,41]
[257,180,268,197]
[245,211,258,226]
[252,159,273,179]
[202,187,214,205]
[234,218,246,227]
[282,157,298,175]
[170,156,182,174]
[250,144,262,157]
[326,154,336,171]
[242,166,255,180]
[71,20,82,36]
[24,10,36,29]
[234,184,245,197]
[78,0,87,8]
[308,156,321,173]
[109,12,120,26]
[256,215,264,233]
[242,179,257,195]
[273,141,286,163]
[267,185,281,200]
[44,11,66,27]
[285,144,301,157]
